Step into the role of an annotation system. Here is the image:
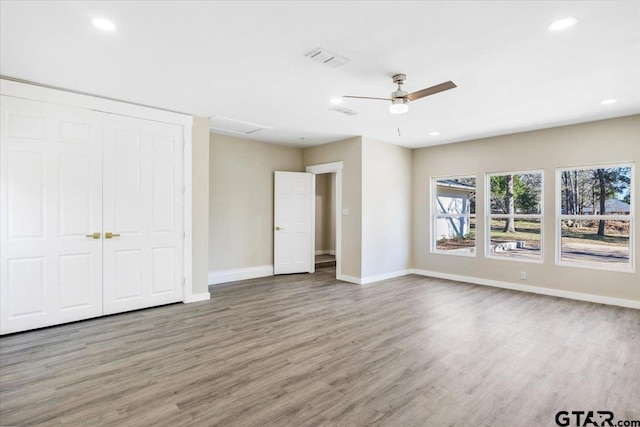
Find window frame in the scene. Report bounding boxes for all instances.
[555,162,635,273]
[485,169,544,264]
[430,174,477,257]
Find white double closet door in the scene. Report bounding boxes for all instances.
[1,96,184,334]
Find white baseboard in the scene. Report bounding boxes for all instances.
[410,269,640,310]
[208,264,639,309]
[184,292,211,303]
[208,265,274,285]
[337,274,362,285]
[315,250,336,256]
[361,270,411,285]
[337,270,410,285]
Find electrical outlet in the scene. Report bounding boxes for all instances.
[520,271,527,280]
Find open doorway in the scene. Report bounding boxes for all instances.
[314,173,336,270]
[306,161,343,280]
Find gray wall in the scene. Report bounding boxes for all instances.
[191,116,210,295]
[361,137,413,278]
[209,133,303,271]
[303,137,363,279]
[205,115,639,303]
[315,173,335,254]
[413,115,640,302]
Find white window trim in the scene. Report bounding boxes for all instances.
[485,169,544,264]
[555,163,635,273]
[430,175,477,257]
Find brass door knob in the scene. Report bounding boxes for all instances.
[105,232,121,239]
[275,226,283,231]
[85,232,101,239]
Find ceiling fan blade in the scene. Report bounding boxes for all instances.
[343,95,391,101]
[406,81,457,101]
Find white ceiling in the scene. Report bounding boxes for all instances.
[1,1,639,148]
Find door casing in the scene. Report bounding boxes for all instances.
[306,162,344,281]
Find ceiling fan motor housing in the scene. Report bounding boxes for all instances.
[391,89,408,100]
[392,74,408,100]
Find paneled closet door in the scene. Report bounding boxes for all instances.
[0,96,103,334]
[102,114,184,315]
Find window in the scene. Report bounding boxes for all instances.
[432,175,476,256]
[486,171,543,262]
[557,164,633,271]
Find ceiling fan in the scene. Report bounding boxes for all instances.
[344,74,457,115]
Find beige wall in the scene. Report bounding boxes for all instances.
[209,133,303,272]
[314,173,327,252]
[315,173,335,253]
[413,115,640,302]
[327,173,336,252]
[303,137,362,278]
[362,138,413,278]
[206,115,638,302]
[191,116,210,295]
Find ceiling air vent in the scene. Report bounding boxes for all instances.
[329,106,358,116]
[209,115,272,135]
[305,47,350,68]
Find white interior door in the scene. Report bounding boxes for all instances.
[1,96,103,334]
[274,171,313,275]
[102,114,184,315]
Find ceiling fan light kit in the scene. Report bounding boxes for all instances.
[390,98,409,114]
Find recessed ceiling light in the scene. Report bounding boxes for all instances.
[429,131,440,136]
[601,99,616,105]
[547,17,577,32]
[330,97,343,105]
[92,18,116,32]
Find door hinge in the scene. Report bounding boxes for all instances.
[182,277,186,286]
[182,185,185,194]
[183,231,186,239]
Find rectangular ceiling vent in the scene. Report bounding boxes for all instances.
[209,115,272,135]
[305,47,350,68]
[329,106,358,116]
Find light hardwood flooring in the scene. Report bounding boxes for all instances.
[1,268,639,426]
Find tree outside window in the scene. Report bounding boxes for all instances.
[558,164,633,270]
[487,171,543,262]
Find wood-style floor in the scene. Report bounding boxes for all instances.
[315,254,336,269]
[1,268,639,426]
